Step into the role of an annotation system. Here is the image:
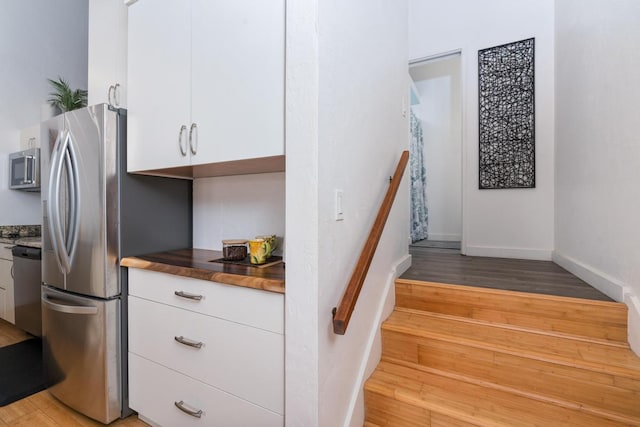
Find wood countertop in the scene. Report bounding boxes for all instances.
[121,248,285,294]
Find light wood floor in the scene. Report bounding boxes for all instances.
[0,320,148,427]
[401,247,613,301]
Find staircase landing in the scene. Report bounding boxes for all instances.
[401,247,612,301]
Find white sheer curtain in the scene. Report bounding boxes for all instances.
[409,109,428,242]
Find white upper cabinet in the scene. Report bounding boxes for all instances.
[88,0,128,107]
[191,0,285,164]
[20,124,40,150]
[127,0,285,174]
[127,0,190,171]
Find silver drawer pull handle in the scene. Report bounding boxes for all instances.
[174,290,203,301]
[174,400,203,418]
[174,336,203,349]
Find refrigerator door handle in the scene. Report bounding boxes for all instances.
[65,134,81,267]
[47,131,67,274]
[54,133,73,274]
[42,294,98,315]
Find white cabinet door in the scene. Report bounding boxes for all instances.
[0,259,14,323]
[20,124,40,150]
[127,0,191,172]
[0,288,6,321]
[190,0,285,165]
[88,0,128,107]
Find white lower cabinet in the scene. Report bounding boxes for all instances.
[0,287,6,320]
[129,354,282,427]
[0,247,14,323]
[127,269,284,426]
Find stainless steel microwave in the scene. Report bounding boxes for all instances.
[9,148,40,191]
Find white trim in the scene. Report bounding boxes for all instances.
[459,49,469,256]
[552,250,626,301]
[425,233,461,241]
[124,0,139,6]
[552,250,639,357]
[395,253,412,277]
[466,245,552,260]
[409,49,462,66]
[624,293,640,356]
[342,253,411,427]
[138,415,159,427]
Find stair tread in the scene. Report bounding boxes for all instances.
[366,361,634,427]
[395,279,626,310]
[395,279,628,342]
[383,308,640,378]
[382,355,640,422]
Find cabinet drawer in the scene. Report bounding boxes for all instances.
[129,296,283,414]
[129,353,283,427]
[128,268,283,333]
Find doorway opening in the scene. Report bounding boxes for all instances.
[408,52,462,251]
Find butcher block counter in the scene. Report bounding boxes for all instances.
[121,248,285,294]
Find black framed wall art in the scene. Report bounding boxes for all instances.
[478,38,535,189]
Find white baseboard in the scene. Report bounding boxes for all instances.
[344,253,411,427]
[465,245,553,261]
[396,253,412,277]
[552,251,626,301]
[426,233,461,241]
[625,293,640,356]
[552,250,640,357]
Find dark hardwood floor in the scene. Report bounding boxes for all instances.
[401,247,613,301]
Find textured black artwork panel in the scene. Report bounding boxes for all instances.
[478,38,535,189]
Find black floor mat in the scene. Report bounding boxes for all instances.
[0,338,49,406]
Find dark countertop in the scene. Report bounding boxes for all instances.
[0,225,42,249]
[121,248,285,294]
[0,236,42,249]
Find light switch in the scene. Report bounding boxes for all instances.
[335,190,344,221]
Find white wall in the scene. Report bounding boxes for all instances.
[0,0,88,225]
[285,0,409,425]
[410,56,462,241]
[554,0,640,352]
[192,172,285,254]
[284,0,320,423]
[409,0,555,260]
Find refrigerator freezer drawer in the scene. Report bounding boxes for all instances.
[42,286,121,424]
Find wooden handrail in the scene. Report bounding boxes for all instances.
[332,150,410,335]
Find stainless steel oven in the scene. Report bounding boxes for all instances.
[9,148,40,191]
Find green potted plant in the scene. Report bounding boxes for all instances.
[47,77,87,114]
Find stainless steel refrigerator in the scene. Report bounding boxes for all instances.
[40,104,192,424]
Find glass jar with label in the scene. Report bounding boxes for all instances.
[222,239,248,260]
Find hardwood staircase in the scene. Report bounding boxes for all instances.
[364,279,640,426]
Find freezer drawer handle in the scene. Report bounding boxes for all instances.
[174,290,203,301]
[174,400,203,418]
[174,336,204,349]
[42,295,99,315]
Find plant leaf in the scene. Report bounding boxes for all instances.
[47,76,88,112]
